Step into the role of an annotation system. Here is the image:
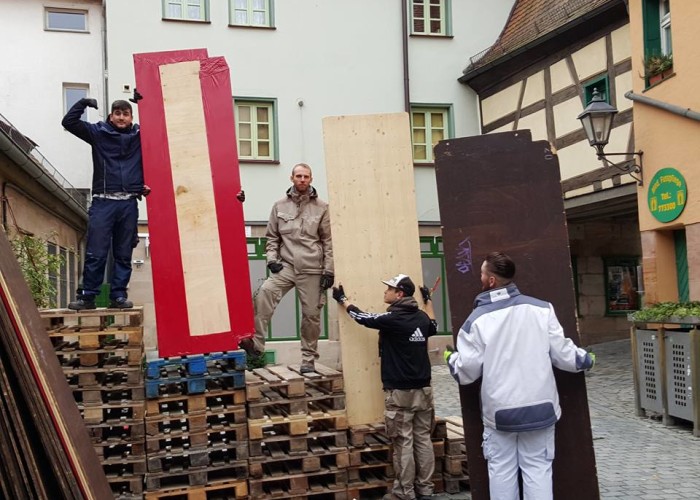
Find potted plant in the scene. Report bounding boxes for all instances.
[643,53,674,85]
[630,301,700,325]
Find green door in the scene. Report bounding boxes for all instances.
[674,229,689,302]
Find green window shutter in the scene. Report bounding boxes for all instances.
[673,229,689,302]
[642,0,661,57]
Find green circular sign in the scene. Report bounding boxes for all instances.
[648,167,687,223]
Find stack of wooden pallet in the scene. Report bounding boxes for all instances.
[143,351,249,498]
[442,416,470,494]
[245,364,349,499]
[346,423,395,499]
[41,307,147,499]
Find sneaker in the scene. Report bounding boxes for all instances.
[300,363,315,374]
[68,297,96,311]
[109,297,133,309]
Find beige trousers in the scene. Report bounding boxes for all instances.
[384,387,435,499]
[253,263,323,364]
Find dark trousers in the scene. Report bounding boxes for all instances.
[80,197,138,299]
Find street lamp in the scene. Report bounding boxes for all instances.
[577,88,643,185]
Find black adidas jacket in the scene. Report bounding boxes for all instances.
[346,297,437,390]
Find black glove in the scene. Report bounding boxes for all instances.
[82,98,98,109]
[129,88,143,104]
[419,285,431,304]
[332,285,347,304]
[320,272,334,290]
[236,190,245,202]
[267,262,283,274]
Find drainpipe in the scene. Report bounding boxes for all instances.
[401,0,411,112]
[625,91,700,122]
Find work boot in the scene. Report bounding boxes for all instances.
[109,297,133,309]
[239,338,265,370]
[68,296,96,311]
[300,362,315,374]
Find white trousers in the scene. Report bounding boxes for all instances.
[482,425,555,500]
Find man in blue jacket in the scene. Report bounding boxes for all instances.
[62,98,148,310]
[446,252,595,500]
[333,275,437,500]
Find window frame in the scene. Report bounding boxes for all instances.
[410,104,453,165]
[234,98,279,162]
[45,8,88,33]
[63,84,90,122]
[603,256,641,316]
[583,75,610,105]
[229,0,275,28]
[247,238,329,342]
[162,0,210,22]
[659,0,672,55]
[420,237,452,335]
[410,0,452,36]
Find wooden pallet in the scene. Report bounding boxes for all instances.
[249,411,348,440]
[145,461,248,491]
[78,400,146,425]
[145,389,246,417]
[146,369,245,399]
[143,478,248,499]
[93,440,145,460]
[246,365,306,400]
[249,429,348,458]
[250,447,350,478]
[146,423,248,453]
[347,423,387,448]
[87,420,146,443]
[107,475,145,496]
[72,384,145,405]
[102,456,148,476]
[247,387,346,420]
[249,468,348,498]
[345,476,392,500]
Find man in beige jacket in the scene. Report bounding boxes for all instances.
[240,163,334,373]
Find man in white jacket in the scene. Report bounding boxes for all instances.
[445,252,595,500]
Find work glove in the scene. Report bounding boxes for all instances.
[129,88,143,104]
[82,98,98,109]
[419,285,431,304]
[332,285,347,304]
[236,190,245,202]
[588,351,596,369]
[320,272,335,290]
[443,345,455,364]
[267,262,283,274]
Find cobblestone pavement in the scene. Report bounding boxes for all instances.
[430,339,700,499]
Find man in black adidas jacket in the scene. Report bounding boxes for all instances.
[333,274,437,500]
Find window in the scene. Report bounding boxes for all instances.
[163,0,209,22]
[642,0,672,57]
[45,8,87,32]
[48,244,76,308]
[583,75,609,105]
[604,257,640,315]
[63,84,89,121]
[410,105,451,164]
[420,237,452,335]
[230,0,273,27]
[234,99,277,161]
[247,238,328,341]
[411,0,451,36]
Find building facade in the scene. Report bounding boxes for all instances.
[459,0,640,345]
[628,0,699,303]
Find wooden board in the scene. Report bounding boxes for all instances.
[134,50,254,357]
[434,130,599,500]
[323,113,422,425]
[0,229,112,499]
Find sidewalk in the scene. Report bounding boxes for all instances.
[431,339,700,499]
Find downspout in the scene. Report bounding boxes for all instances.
[625,91,700,122]
[102,0,109,110]
[401,0,411,112]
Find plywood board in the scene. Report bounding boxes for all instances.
[434,130,599,500]
[0,229,112,499]
[134,50,254,357]
[323,113,422,425]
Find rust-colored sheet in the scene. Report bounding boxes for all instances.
[434,130,599,500]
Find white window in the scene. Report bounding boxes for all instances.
[660,0,672,55]
[230,0,272,27]
[45,8,87,32]
[411,0,449,36]
[163,0,208,22]
[63,84,89,121]
[411,107,450,164]
[234,100,276,161]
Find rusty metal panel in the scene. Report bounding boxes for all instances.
[435,130,599,500]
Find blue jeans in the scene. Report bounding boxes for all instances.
[80,197,138,300]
